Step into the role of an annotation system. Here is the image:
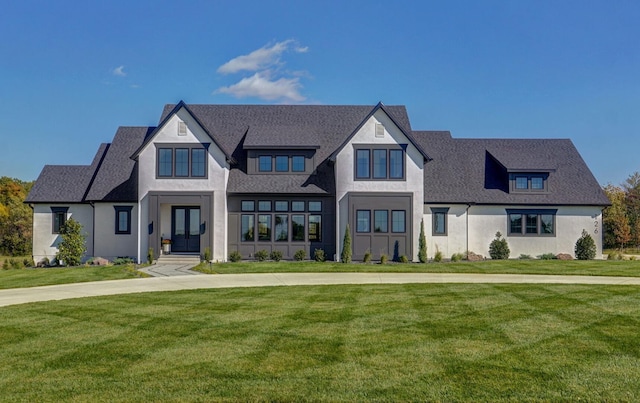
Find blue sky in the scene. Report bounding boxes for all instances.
[1,0,638,185]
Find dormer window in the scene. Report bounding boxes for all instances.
[510,173,548,192]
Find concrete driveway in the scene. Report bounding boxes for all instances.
[1,272,640,308]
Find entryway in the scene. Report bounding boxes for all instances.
[171,206,201,253]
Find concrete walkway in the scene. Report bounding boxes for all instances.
[137,263,202,277]
[2,272,640,308]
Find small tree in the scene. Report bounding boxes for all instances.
[341,224,352,263]
[489,231,510,260]
[418,219,427,263]
[57,218,86,266]
[575,229,596,260]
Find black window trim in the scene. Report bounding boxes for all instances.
[506,208,557,237]
[155,143,209,179]
[353,144,406,181]
[114,205,133,235]
[509,173,549,193]
[51,207,69,234]
[430,207,449,236]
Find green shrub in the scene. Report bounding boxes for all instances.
[113,257,134,265]
[575,229,596,260]
[539,253,557,260]
[418,219,427,263]
[630,255,637,261]
[9,259,22,269]
[2,260,9,270]
[203,247,212,262]
[270,250,283,262]
[23,258,33,268]
[363,249,371,263]
[294,249,306,261]
[229,250,242,262]
[434,250,443,263]
[341,224,352,263]
[451,253,464,262]
[147,248,154,264]
[313,248,325,262]
[57,218,86,267]
[607,251,622,260]
[380,254,388,264]
[255,249,269,262]
[399,255,409,263]
[489,232,510,260]
[519,254,532,260]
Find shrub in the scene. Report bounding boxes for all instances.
[313,248,326,262]
[228,250,242,262]
[294,249,306,261]
[203,247,212,262]
[2,260,9,270]
[489,232,510,260]
[380,254,388,264]
[434,250,443,263]
[539,253,557,260]
[575,229,596,260]
[341,224,352,263]
[113,257,134,265]
[607,251,622,260]
[23,258,33,268]
[363,249,372,263]
[57,218,86,267]
[255,249,269,262]
[451,253,464,262]
[270,250,283,262]
[399,255,409,263]
[519,254,532,260]
[147,248,154,264]
[9,259,23,269]
[418,219,427,263]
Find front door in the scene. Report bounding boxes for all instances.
[172,206,201,253]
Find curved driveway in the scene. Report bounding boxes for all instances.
[2,272,640,307]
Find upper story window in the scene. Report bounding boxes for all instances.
[510,173,548,193]
[156,144,208,179]
[259,156,272,172]
[354,145,405,180]
[292,156,305,172]
[249,151,312,174]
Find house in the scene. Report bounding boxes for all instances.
[25,101,610,264]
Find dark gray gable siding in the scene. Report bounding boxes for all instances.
[26,143,109,203]
[85,127,151,202]
[416,132,609,206]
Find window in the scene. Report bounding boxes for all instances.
[356,210,371,232]
[510,174,548,192]
[191,149,206,177]
[391,210,406,233]
[531,177,544,190]
[275,215,288,241]
[292,215,305,241]
[309,215,321,241]
[259,156,272,172]
[158,148,173,177]
[431,207,449,236]
[374,210,388,233]
[275,201,288,212]
[355,146,405,180]
[175,148,189,177]
[292,156,305,172]
[356,149,370,178]
[241,201,255,212]
[308,201,322,212]
[51,207,68,234]
[291,201,305,212]
[241,215,254,241]
[515,176,528,189]
[114,206,133,235]
[507,209,557,236]
[275,156,289,172]
[258,215,271,241]
[258,201,271,212]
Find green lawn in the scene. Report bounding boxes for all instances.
[0,284,638,401]
[0,264,147,289]
[197,258,640,277]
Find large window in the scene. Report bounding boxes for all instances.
[356,210,371,232]
[241,215,254,241]
[309,215,322,241]
[51,207,68,234]
[292,215,305,241]
[258,215,271,241]
[275,215,288,241]
[157,145,208,178]
[114,206,133,235]
[507,209,556,236]
[391,210,406,233]
[374,210,388,233]
[354,146,405,180]
[253,153,309,174]
[510,174,548,192]
[431,207,449,236]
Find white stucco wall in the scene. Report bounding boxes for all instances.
[32,204,94,264]
[423,204,604,259]
[335,109,425,260]
[93,203,138,261]
[136,107,229,262]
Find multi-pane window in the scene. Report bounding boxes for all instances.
[355,209,407,234]
[391,210,406,233]
[275,156,289,172]
[259,156,272,172]
[51,207,68,234]
[275,201,288,212]
[157,146,208,178]
[531,177,544,190]
[355,147,404,180]
[515,176,528,189]
[256,154,307,173]
[511,174,547,192]
[292,156,305,172]
[258,215,271,241]
[374,210,388,232]
[191,149,206,177]
[292,215,305,241]
[431,207,449,236]
[309,215,321,241]
[291,201,305,212]
[241,201,255,211]
[114,206,133,235]
[158,148,173,177]
[241,215,254,241]
[507,209,556,236]
[275,215,288,241]
[258,201,271,212]
[175,149,189,177]
[308,201,322,212]
[356,210,371,232]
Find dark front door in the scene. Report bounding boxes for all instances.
[172,206,201,253]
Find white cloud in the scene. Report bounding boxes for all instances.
[112,65,126,77]
[216,72,305,102]
[217,39,306,74]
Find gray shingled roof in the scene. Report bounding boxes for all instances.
[26,144,109,203]
[416,132,610,205]
[85,127,151,202]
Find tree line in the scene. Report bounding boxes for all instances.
[0,177,33,256]
[603,172,640,250]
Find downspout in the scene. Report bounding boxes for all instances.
[90,202,95,259]
[466,203,472,259]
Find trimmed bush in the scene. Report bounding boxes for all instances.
[539,253,557,260]
[363,250,372,263]
[380,254,388,264]
[313,248,325,262]
[255,249,269,262]
[418,219,427,263]
[57,218,86,267]
[294,249,306,261]
[228,250,242,262]
[575,229,596,260]
[113,257,134,265]
[451,253,464,262]
[341,224,352,263]
[399,255,409,263]
[519,254,532,260]
[489,232,510,260]
[270,250,283,262]
[607,251,622,260]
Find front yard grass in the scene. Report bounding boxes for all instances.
[0,264,147,289]
[196,258,640,277]
[0,283,638,401]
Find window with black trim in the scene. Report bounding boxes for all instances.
[431,207,449,236]
[356,210,371,232]
[51,207,68,234]
[354,146,405,180]
[114,206,133,234]
[156,145,208,178]
[259,155,272,172]
[391,210,406,233]
[507,209,556,236]
[510,173,548,192]
[374,210,388,232]
[241,201,255,212]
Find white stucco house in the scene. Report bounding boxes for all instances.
[26,101,610,264]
